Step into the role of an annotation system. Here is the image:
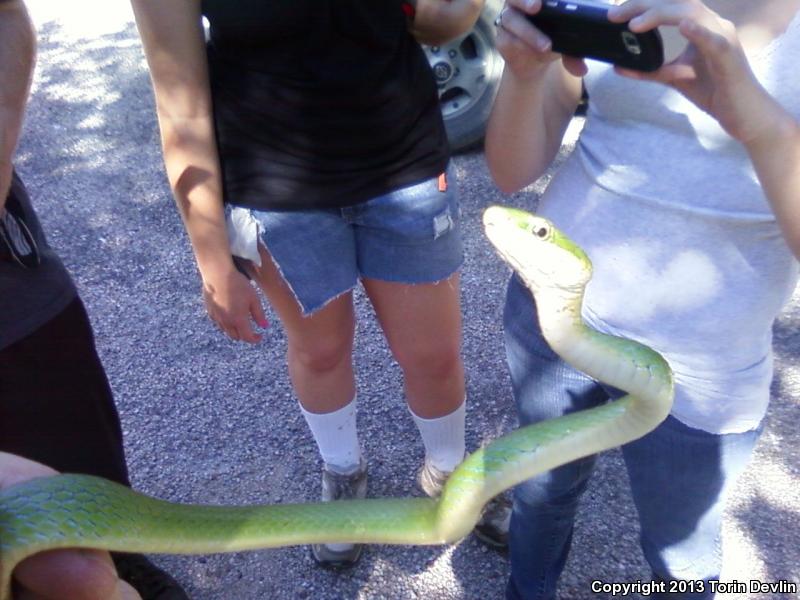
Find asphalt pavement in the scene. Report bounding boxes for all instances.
[15,3,799,599]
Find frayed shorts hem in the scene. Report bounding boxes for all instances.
[225,167,463,315]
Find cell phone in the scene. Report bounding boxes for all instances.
[527,0,664,72]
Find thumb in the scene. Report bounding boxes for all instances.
[119,580,143,600]
[14,549,121,600]
[678,17,738,75]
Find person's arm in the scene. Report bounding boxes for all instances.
[0,452,141,600]
[745,113,800,259]
[409,0,485,46]
[0,0,36,212]
[608,0,800,259]
[484,0,583,194]
[131,0,266,343]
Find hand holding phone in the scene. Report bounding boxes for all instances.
[527,0,664,72]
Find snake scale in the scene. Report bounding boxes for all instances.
[0,206,673,599]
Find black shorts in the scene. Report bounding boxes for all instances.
[0,297,130,484]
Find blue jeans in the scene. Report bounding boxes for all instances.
[503,275,763,600]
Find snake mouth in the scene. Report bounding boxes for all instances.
[483,209,533,269]
[483,213,533,286]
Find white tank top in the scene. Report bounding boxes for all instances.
[537,13,800,433]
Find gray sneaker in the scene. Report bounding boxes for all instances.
[417,459,511,550]
[417,459,450,498]
[310,460,368,568]
[473,493,511,550]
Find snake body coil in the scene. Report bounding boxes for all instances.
[0,207,673,599]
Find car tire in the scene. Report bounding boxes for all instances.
[424,0,505,153]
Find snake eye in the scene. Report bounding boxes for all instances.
[532,225,549,239]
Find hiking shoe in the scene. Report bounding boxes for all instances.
[417,459,511,550]
[310,460,368,569]
[473,493,512,550]
[111,552,189,600]
[417,459,450,498]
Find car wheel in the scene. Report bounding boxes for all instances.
[424,1,505,152]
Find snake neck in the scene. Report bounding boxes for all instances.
[533,287,585,352]
[534,287,673,419]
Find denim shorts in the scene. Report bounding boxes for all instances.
[225,166,463,314]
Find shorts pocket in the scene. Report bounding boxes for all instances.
[353,176,460,245]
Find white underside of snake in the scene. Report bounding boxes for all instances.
[0,206,673,599]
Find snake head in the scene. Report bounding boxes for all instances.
[483,206,592,295]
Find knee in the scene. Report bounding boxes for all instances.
[289,336,352,374]
[515,458,595,510]
[393,340,463,381]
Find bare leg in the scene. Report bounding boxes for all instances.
[248,245,356,414]
[362,273,465,419]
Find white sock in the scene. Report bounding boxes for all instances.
[299,396,362,475]
[410,400,466,473]
[299,397,361,552]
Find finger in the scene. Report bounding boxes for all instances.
[608,0,679,24]
[0,457,128,600]
[629,6,693,33]
[250,297,268,330]
[614,65,649,80]
[562,55,589,77]
[678,17,738,71]
[210,311,240,341]
[615,61,698,85]
[208,313,227,336]
[223,322,242,341]
[496,26,536,56]
[232,318,262,344]
[505,0,543,16]
[499,4,554,52]
[607,0,652,23]
[14,549,123,600]
[610,1,695,31]
[243,283,268,329]
[0,452,57,489]
[120,580,143,600]
[17,578,140,600]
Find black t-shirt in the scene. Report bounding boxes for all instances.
[0,171,76,350]
[202,0,450,211]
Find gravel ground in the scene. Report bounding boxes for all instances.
[16,3,799,599]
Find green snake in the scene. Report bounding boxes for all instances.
[0,206,673,599]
